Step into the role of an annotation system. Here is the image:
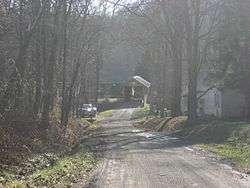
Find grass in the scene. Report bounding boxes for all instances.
[131,105,150,120]
[200,144,250,169]
[176,121,250,170]
[134,116,250,171]
[98,110,114,118]
[1,146,98,188]
[97,98,120,104]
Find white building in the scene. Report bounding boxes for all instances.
[181,70,246,119]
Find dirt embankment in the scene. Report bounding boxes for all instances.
[133,116,187,133]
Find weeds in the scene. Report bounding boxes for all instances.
[131,105,150,120]
[1,146,98,188]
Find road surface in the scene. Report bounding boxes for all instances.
[84,109,250,188]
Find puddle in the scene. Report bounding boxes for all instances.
[136,132,179,141]
[132,129,142,133]
[184,147,194,152]
[137,132,155,138]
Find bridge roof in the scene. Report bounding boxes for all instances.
[132,76,151,88]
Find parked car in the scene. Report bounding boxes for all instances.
[78,104,97,118]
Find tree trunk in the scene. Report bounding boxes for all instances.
[60,0,69,126]
[244,91,250,120]
[95,59,100,104]
[171,39,183,117]
[184,0,201,123]
[33,36,42,116]
[41,2,59,126]
[63,61,81,126]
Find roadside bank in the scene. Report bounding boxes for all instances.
[132,107,250,174]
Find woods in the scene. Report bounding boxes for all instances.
[0,0,106,126]
[1,0,249,124]
[111,0,250,121]
[0,0,249,151]
[0,0,250,187]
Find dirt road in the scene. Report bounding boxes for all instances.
[84,109,250,188]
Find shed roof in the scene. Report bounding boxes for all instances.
[132,76,151,88]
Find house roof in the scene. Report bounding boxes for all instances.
[132,76,151,88]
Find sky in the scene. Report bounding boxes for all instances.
[93,0,139,10]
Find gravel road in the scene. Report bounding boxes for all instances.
[85,109,250,188]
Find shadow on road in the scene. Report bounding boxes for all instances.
[81,116,184,155]
[97,100,141,112]
[82,108,250,188]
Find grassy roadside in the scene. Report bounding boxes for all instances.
[132,110,250,172]
[1,146,98,188]
[131,105,150,120]
[0,105,118,188]
[77,110,114,133]
[200,144,250,170]
[187,122,250,172]
[174,121,250,172]
[98,110,114,118]
[0,115,108,188]
[97,98,120,104]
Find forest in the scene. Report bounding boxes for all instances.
[0,0,250,187]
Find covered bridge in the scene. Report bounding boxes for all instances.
[124,76,151,107]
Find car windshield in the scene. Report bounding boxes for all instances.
[82,104,92,108]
